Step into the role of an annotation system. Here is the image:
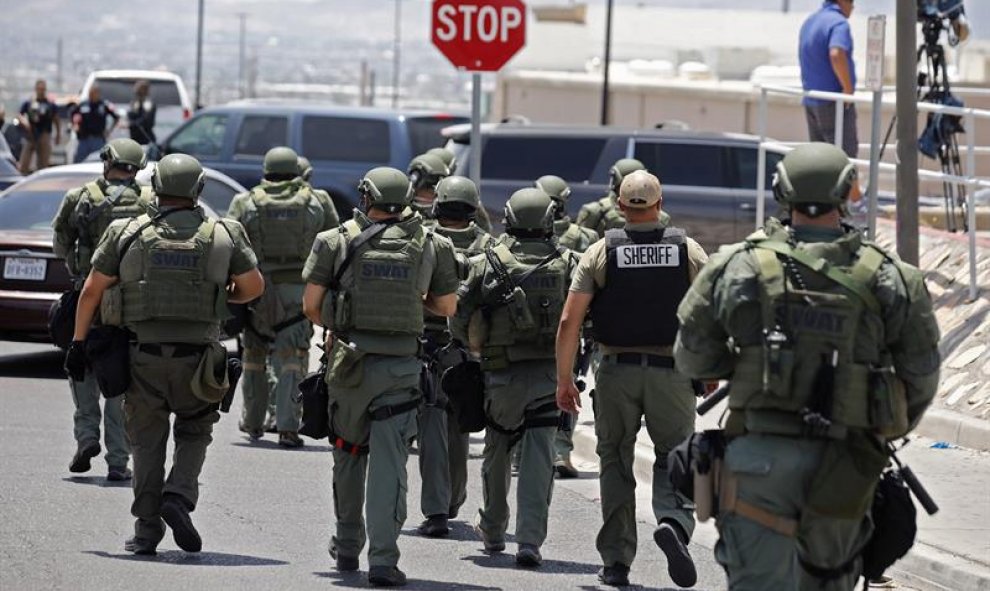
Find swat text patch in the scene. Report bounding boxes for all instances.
[151,251,201,269]
[360,262,412,280]
[616,244,679,268]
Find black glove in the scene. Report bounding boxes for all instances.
[64,340,88,381]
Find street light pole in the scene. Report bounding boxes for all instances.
[392,0,401,109]
[237,12,247,100]
[896,0,919,264]
[195,0,205,109]
[600,0,614,126]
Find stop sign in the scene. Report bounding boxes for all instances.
[432,0,527,72]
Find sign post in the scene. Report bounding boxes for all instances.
[431,0,527,189]
[866,15,886,239]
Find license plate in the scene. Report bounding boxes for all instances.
[3,257,47,281]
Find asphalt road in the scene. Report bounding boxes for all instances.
[0,340,727,591]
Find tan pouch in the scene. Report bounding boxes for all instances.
[100,285,123,326]
[190,342,230,403]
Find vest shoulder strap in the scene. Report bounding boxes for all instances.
[662,226,687,244]
[603,228,627,248]
[850,244,886,287]
[84,181,105,203]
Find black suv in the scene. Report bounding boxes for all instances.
[443,123,787,250]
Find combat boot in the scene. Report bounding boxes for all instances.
[238,421,263,440]
[368,565,407,587]
[69,440,101,473]
[278,431,304,448]
[554,453,579,479]
[598,563,631,587]
[107,465,133,482]
[473,521,505,553]
[329,543,359,572]
[654,520,696,588]
[124,536,157,556]
[161,494,202,552]
[417,514,449,538]
[515,543,543,567]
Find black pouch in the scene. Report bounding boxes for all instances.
[860,470,918,581]
[668,434,697,500]
[220,357,242,413]
[442,359,486,433]
[297,358,330,440]
[84,326,132,398]
[48,289,80,350]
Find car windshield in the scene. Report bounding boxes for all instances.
[0,174,89,230]
[407,116,468,156]
[94,78,182,106]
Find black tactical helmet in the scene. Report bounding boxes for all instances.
[504,188,555,237]
[297,155,314,181]
[264,146,300,176]
[433,176,480,221]
[773,142,857,215]
[358,167,412,214]
[608,158,647,194]
[100,138,146,172]
[407,153,450,192]
[152,154,205,200]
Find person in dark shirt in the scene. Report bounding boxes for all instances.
[18,79,61,173]
[71,84,121,163]
[128,80,157,145]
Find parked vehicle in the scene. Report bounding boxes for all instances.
[156,101,466,217]
[80,70,192,138]
[443,122,789,250]
[0,163,236,345]
[0,134,23,190]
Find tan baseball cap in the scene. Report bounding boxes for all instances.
[618,170,662,208]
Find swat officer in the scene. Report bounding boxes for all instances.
[302,167,459,587]
[557,170,708,588]
[425,147,457,174]
[673,143,940,590]
[53,138,153,482]
[67,153,264,555]
[533,174,598,478]
[576,159,670,238]
[298,155,342,229]
[71,83,120,163]
[416,175,494,538]
[128,80,157,145]
[407,153,451,218]
[228,146,334,448]
[452,188,580,569]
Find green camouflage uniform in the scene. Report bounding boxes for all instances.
[674,218,940,590]
[302,209,459,569]
[53,177,152,470]
[92,205,257,547]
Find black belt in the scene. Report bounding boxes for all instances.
[136,343,207,358]
[606,353,674,369]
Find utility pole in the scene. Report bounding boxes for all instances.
[392,0,401,109]
[237,12,247,99]
[896,0,919,264]
[600,0,614,125]
[782,0,790,14]
[56,38,63,92]
[195,0,205,110]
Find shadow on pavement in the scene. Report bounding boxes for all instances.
[314,570,501,590]
[578,586,685,591]
[84,550,288,566]
[62,476,131,488]
[229,440,332,453]
[0,349,65,380]
[462,553,600,575]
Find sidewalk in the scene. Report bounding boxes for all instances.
[568,391,990,591]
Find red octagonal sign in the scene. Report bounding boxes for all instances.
[432,0,527,72]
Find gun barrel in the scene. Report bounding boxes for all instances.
[697,383,731,416]
[901,465,940,515]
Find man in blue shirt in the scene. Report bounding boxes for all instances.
[799,0,858,159]
[71,84,121,163]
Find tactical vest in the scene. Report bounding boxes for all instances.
[423,223,493,334]
[591,227,690,347]
[73,182,152,275]
[245,183,324,279]
[480,242,571,367]
[332,217,427,347]
[115,213,232,342]
[729,234,889,434]
[554,219,596,253]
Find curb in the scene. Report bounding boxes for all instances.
[915,408,990,452]
[568,421,990,591]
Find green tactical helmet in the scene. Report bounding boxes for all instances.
[297,155,313,181]
[263,146,300,176]
[772,142,857,208]
[358,167,412,214]
[152,154,205,200]
[504,188,556,236]
[407,153,450,191]
[534,175,572,204]
[433,176,480,220]
[100,138,146,171]
[426,147,457,172]
[608,158,647,194]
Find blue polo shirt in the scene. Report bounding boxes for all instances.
[799,1,855,107]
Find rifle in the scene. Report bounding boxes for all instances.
[888,439,939,516]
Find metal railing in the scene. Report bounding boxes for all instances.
[756,84,990,300]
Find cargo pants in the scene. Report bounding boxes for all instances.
[593,357,696,568]
[716,434,872,591]
[71,370,129,468]
[124,345,219,544]
[329,354,421,568]
[240,283,310,433]
[478,360,558,547]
